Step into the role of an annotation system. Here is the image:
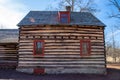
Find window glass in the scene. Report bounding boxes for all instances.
[60,13,68,23]
[82,42,89,54]
[36,42,43,55]
[34,40,44,56]
[80,40,91,56]
[60,17,68,23]
[61,14,68,17]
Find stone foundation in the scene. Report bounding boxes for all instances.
[16,67,107,74]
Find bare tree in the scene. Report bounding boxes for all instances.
[108,0,120,19]
[111,28,117,62]
[107,1,120,59]
[49,0,97,13]
[106,27,120,63]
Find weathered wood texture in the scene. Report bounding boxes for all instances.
[0,43,18,68]
[17,25,106,74]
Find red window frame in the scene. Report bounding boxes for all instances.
[80,40,91,56]
[58,11,70,23]
[33,40,44,57]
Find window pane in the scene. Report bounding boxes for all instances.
[60,17,68,23]
[60,13,68,23]
[36,42,42,54]
[82,42,89,54]
[61,14,68,17]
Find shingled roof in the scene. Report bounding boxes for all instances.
[0,29,18,43]
[18,11,105,27]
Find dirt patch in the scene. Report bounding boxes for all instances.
[107,63,120,69]
[0,68,120,80]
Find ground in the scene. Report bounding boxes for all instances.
[0,64,120,80]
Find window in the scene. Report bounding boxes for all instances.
[80,40,91,56]
[34,40,44,56]
[60,16,68,23]
[58,11,70,23]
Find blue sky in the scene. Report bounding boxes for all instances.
[0,0,120,45]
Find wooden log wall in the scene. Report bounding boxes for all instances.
[0,43,18,68]
[17,25,106,74]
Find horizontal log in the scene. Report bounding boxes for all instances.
[20,36,103,40]
[19,58,105,61]
[0,52,17,54]
[45,43,80,46]
[45,47,104,50]
[19,44,81,47]
[44,45,104,49]
[0,47,17,49]
[0,59,17,61]
[91,42,104,46]
[19,47,80,50]
[19,55,104,58]
[19,40,33,43]
[46,40,79,43]
[0,54,17,56]
[0,53,17,55]
[18,48,105,52]
[19,46,33,49]
[38,42,103,45]
[21,25,103,29]
[0,63,17,66]
[18,50,104,54]
[18,50,104,53]
[0,50,17,52]
[21,26,103,32]
[19,56,104,60]
[21,26,103,30]
[18,49,104,54]
[19,40,104,46]
[19,58,105,60]
[20,29,103,33]
[19,43,33,45]
[19,58,105,63]
[20,33,103,37]
[18,53,104,56]
[19,38,104,42]
[0,56,17,58]
[18,45,105,50]
[45,49,103,52]
[19,49,80,52]
[20,29,103,34]
[18,51,104,55]
[20,31,103,35]
[19,61,105,65]
[18,64,105,68]
[0,61,17,63]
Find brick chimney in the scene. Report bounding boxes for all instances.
[66,6,71,12]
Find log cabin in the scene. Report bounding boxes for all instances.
[17,8,106,74]
[0,29,18,68]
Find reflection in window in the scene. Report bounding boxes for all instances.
[59,12,70,23]
[34,40,44,56]
[60,17,68,23]
[82,42,89,54]
[36,42,42,54]
[80,40,91,56]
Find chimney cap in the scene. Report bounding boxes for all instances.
[66,6,71,11]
